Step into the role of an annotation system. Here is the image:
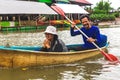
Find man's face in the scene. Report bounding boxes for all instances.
[81,17,91,29]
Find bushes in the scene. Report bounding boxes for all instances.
[113,12,120,17]
[92,9,107,14]
[90,14,115,22]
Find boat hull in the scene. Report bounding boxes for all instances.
[0,46,107,68]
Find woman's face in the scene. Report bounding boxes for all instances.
[45,33,54,41]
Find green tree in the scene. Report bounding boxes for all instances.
[104,1,111,13]
[90,0,116,21]
[94,0,104,10]
[93,0,112,14]
[117,7,120,11]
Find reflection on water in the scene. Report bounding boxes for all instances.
[0,56,103,80]
[0,27,120,80]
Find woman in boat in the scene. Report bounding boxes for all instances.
[69,14,107,51]
[40,26,68,52]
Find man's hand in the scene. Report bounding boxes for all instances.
[87,37,96,43]
[71,22,76,28]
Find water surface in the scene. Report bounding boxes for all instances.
[0,27,120,80]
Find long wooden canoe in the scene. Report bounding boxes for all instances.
[0,44,108,68]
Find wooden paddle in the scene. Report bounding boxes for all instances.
[51,5,119,62]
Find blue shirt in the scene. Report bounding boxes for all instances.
[70,25,102,49]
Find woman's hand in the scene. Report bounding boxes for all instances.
[43,39,50,48]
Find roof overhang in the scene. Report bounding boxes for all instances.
[0,1,58,15]
[54,3,89,14]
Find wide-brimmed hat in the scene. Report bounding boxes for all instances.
[44,26,57,35]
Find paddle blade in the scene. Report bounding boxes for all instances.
[100,50,119,62]
[107,54,119,61]
[51,6,65,17]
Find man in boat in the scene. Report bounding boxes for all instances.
[40,26,68,52]
[69,14,107,51]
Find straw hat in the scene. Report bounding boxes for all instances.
[44,26,57,35]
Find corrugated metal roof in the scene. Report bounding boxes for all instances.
[70,0,92,5]
[54,3,89,14]
[0,1,57,14]
[56,0,69,3]
[76,0,91,4]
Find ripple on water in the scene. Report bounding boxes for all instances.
[92,64,120,80]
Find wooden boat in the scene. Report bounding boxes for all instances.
[0,44,108,68]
